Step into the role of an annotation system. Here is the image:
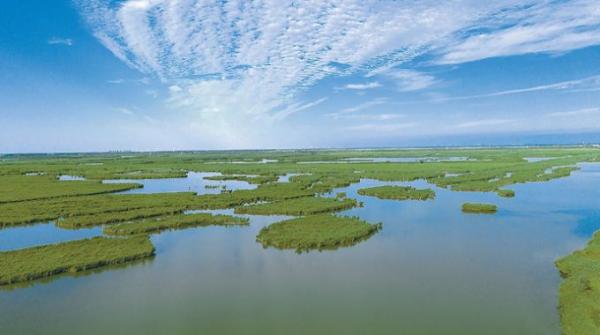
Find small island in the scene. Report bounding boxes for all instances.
[256,214,382,252]
[357,186,435,201]
[461,203,498,214]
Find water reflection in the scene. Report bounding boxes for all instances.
[0,222,101,251]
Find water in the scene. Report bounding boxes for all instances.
[103,171,256,194]
[340,156,470,163]
[1,164,599,334]
[0,222,101,251]
[277,173,310,182]
[58,175,86,181]
[524,157,557,162]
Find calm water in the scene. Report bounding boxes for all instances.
[104,171,256,194]
[1,164,599,334]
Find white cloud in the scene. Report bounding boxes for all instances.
[326,98,388,119]
[271,98,328,121]
[342,113,405,121]
[547,107,600,117]
[114,107,135,115]
[438,0,600,64]
[425,75,600,103]
[48,37,74,46]
[346,122,417,132]
[107,79,124,84]
[384,69,437,92]
[456,118,515,128]
[76,0,600,147]
[343,82,382,90]
[77,1,517,124]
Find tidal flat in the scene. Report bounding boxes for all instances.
[1,147,600,334]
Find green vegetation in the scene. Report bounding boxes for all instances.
[1,146,599,307]
[104,213,248,235]
[556,231,600,335]
[0,236,154,286]
[0,175,140,203]
[497,189,515,198]
[256,214,382,252]
[462,203,497,214]
[234,197,357,216]
[357,185,435,200]
[56,207,185,229]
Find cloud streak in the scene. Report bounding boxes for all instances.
[48,37,74,46]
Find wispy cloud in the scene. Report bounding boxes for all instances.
[48,37,73,46]
[342,82,382,90]
[107,79,124,84]
[456,118,515,128]
[346,122,417,132]
[327,98,388,119]
[438,0,600,64]
[271,98,328,121]
[113,107,134,115]
[342,113,405,121]
[547,107,600,117]
[384,69,437,92]
[427,75,600,103]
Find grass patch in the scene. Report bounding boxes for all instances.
[256,214,381,252]
[234,196,357,216]
[462,203,497,214]
[357,185,435,200]
[0,236,154,286]
[56,207,185,229]
[0,175,141,203]
[497,189,515,198]
[104,213,249,235]
[556,231,600,335]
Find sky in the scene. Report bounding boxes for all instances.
[1,0,600,153]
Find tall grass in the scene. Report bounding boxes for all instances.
[0,236,154,286]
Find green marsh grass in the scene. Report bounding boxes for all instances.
[234,197,357,216]
[462,203,497,214]
[104,213,249,235]
[556,231,600,335]
[357,185,435,201]
[256,214,382,252]
[0,236,154,286]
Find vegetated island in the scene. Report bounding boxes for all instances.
[234,197,357,216]
[497,189,515,198]
[0,236,154,286]
[556,231,600,335]
[461,203,498,214]
[256,214,382,252]
[357,185,435,200]
[104,213,249,236]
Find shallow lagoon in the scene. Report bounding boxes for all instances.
[1,164,599,334]
[104,171,256,194]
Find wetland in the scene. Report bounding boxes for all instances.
[1,147,600,334]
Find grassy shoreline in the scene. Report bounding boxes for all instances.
[104,213,249,235]
[0,236,154,286]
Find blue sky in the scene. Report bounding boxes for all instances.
[1,0,600,152]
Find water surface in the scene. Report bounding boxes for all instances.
[104,171,256,194]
